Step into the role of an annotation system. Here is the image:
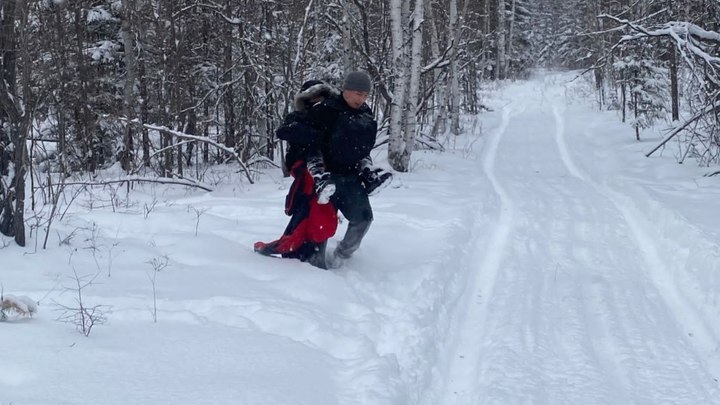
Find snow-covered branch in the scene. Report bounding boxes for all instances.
[292,0,316,73]
[62,176,214,192]
[598,14,720,87]
[598,13,720,161]
[645,103,720,158]
[114,117,254,184]
[420,41,454,74]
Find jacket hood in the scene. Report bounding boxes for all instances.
[294,83,339,112]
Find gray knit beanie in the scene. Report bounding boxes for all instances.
[342,71,372,93]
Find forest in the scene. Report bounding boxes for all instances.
[1,0,719,246]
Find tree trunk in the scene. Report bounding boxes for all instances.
[157,1,173,176]
[186,107,197,167]
[401,0,425,168]
[388,0,409,172]
[0,0,29,246]
[15,0,31,247]
[506,0,516,78]
[495,0,506,80]
[634,93,640,141]
[121,0,137,172]
[263,3,275,160]
[481,0,490,82]
[12,120,28,247]
[621,82,626,123]
[0,0,18,241]
[203,102,210,164]
[0,0,18,90]
[239,19,254,162]
[669,41,679,121]
[51,6,68,175]
[223,0,236,150]
[448,0,461,135]
[428,2,447,139]
[73,4,95,172]
[342,0,355,71]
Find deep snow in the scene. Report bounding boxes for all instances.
[2,72,719,405]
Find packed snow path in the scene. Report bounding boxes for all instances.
[427,76,720,404]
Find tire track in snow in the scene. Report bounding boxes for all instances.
[552,104,720,382]
[551,104,636,402]
[431,105,518,405]
[472,103,626,403]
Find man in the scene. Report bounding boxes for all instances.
[304,71,391,269]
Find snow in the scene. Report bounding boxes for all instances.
[2,71,720,404]
[87,40,120,63]
[1,294,38,318]
[87,6,116,24]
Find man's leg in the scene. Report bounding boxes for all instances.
[306,241,328,269]
[330,175,373,260]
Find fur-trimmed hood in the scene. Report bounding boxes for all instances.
[294,83,339,112]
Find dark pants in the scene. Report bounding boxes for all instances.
[330,174,373,258]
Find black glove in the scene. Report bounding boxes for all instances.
[360,166,392,196]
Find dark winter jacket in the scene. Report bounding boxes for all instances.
[304,92,378,175]
[276,83,339,171]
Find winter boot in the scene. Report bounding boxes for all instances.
[306,241,328,270]
[327,219,372,269]
[325,248,348,269]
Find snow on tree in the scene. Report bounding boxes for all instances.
[599,12,720,165]
[1,294,38,320]
[612,43,669,140]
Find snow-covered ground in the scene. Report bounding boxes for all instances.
[2,72,719,405]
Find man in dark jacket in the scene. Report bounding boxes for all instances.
[304,71,391,268]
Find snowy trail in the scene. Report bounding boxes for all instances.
[554,104,720,380]
[433,105,517,404]
[427,76,720,404]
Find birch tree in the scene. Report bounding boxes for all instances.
[388,0,409,171]
[399,0,426,171]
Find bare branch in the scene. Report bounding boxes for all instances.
[62,176,214,192]
[172,2,241,25]
[646,104,720,158]
[421,40,454,74]
[113,117,255,184]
